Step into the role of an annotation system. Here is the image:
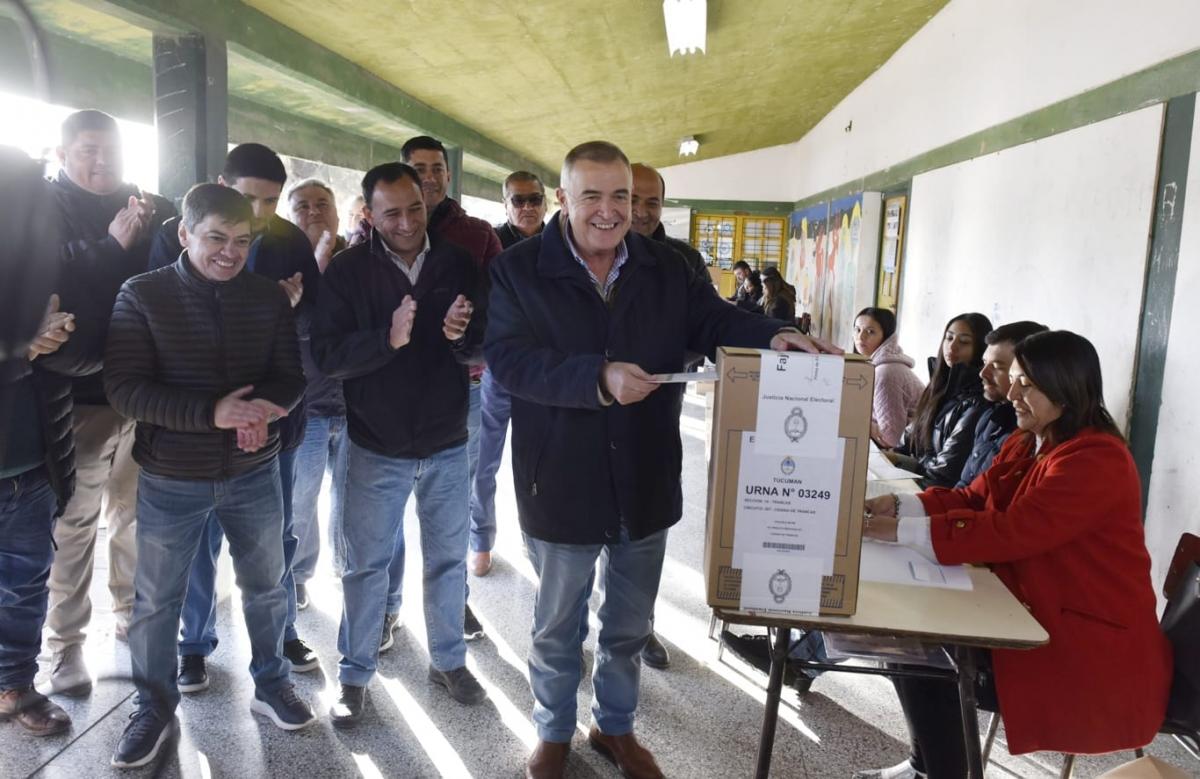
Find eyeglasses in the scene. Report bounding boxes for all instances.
[509,193,544,208]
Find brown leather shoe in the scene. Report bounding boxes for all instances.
[588,726,664,779]
[0,687,71,736]
[525,739,570,779]
[469,550,493,577]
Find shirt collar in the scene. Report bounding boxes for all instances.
[562,218,629,299]
[379,231,431,266]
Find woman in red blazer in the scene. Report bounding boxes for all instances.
[856,330,1172,779]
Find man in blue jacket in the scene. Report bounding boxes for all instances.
[955,320,1048,488]
[486,141,838,779]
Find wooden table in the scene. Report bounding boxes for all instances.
[715,479,1048,779]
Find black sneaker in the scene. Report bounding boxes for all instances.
[295,582,309,611]
[720,631,800,685]
[428,665,487,705]
[111,708,172,768]
[283,638,320,673]
[463,604,485,641]
[330,684,365,729]
[250,683,316,731]
[640,632,671,670]
[380,612,400,653]
[177,655,208,693]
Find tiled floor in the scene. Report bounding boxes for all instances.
[4,390,1195,777]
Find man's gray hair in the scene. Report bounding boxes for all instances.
[561,141,630,184]
[287,178,336,204]
[503,171,544,198]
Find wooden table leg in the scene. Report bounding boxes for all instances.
[955,645,985,779]
[754,628,791,779]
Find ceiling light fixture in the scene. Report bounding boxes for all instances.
[663,0,706,56]
[679,136,700,156]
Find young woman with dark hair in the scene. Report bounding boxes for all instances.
[760,268,796,324]
[854,307,925,448]
[891,312,993,486]
[858,331,1172,779]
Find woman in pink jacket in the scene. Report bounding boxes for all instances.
[854,307,925,448]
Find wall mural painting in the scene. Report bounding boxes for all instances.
[787,201,829,334]
[788,193,881,349]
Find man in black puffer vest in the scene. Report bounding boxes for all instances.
[0,154,102,737]
[105,184,314,768]
[148,144,323,688]
[0,295,93,738]
[42,110,176,699]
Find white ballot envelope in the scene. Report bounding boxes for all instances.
[652,370,718,383]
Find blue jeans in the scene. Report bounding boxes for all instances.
[0,468,57,690]
[523,528,667,742]
[788,630,829,678]
[292,415,349,582]
[469,369,509,554]
[132,462,290,715]
[179,447,300,656]
[339,442,470,685]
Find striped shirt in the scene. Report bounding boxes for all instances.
[563,222,629,301]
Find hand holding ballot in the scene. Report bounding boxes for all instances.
[601,361,660,405]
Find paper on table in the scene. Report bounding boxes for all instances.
[652,370,718,383]
[754,351,844,458]
[732,432,844,575]
[867,451,922,481]
[859,540,973,590]
[738,552,823,616]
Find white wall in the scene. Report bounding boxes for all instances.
[660,0,1200,204]
[897,106,1162,429]
[787,0,1200,201]
[661,142,796,202]
[1144,106,1200,607]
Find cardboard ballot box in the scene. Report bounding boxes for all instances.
[703,348,874,617]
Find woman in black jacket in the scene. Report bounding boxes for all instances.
[890,312,992,487]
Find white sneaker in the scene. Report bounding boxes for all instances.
[40,644,92,697]
[853,760,926,779]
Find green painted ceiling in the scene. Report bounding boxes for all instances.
[15,0,949,180]
[240,0,949,170]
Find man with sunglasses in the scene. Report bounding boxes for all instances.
[464,171,550,588]
[495,171,547,249]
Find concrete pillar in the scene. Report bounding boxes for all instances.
[446,144,464,203]
[153,33,228,205]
